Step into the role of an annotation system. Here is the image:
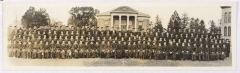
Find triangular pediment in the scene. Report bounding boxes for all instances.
[111,6,138,13]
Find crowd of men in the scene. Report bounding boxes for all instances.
[7,26,231,61]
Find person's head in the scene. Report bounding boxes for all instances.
[45,42,49,45]
[68,41,71,45]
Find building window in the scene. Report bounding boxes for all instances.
[224,12,227,23]
[228,26,231,36]
[224,26,227,36]
[228,12,231,23]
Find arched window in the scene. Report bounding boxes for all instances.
[228,12,231,23]
[228,26,231,36]
[224,12,227,23]
[224,26,227,36]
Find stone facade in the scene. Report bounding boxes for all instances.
[220,6,231,40]
[96,6,150,32]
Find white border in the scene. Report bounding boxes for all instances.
[1,0,239,72]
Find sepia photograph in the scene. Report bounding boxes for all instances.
[2,0,237,70]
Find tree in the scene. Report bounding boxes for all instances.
[68,6,99,28]
[167,10,182,32]
[209,20,220,34]
[199,20,206,31]
[153,15,163,32]
[21,6,50,28]
[181,13,189,29]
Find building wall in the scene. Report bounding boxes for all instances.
[137,16,149,32]
[97,16,111,30]
[220,7,231,40]
[97,14,150,32]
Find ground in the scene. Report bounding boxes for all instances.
[8,57,231,66]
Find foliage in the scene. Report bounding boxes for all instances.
[21,6,50,28]
[153,15,164,32]
[68,6,99,28]
[209,20,220,34]
[167,11,182,32]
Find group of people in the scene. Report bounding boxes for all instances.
[7,26,231,61]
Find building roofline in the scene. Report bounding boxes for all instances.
[97,6,150,18]
[221,6,231,8]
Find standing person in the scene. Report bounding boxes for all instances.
[50,48,55,59]
[210,45,216,60]
[204,44,210,61]
[162,42,167,60]
[60,48,66,59]
[85,41,90,58]
[122,41,127,58]
[226,40,230,57]
[220,44,226,60]
[36,48,42,59]
[184,43,191,60]
[191,44,197,61]
[26,41,33,59]
[216,45,221,60]
[73,47,79,58]
[155,43,161,60]
[118,41,123,59]
[131,42,137,58]
[146,42,151,59]
[96,41,101,58]
[56,48,61,59]
[66,48,72,59]
[21,48,27,58]
[180,43,186,60]
[44,42,49,59]
[111,41,117,58]
[175,43,181,60]
[100,40,105,58]
[15,48,21,58]
[26,47,32,59]
[44,48,49,59]
[197,44,203,61]
[32,48,37,59]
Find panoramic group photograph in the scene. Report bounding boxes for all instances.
[3,0,235,67]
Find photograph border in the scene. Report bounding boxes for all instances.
[1,0,239,71]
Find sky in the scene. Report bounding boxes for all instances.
[4,0,235,28]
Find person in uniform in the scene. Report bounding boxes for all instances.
[66,48,72,59]
[37,48,43,59]
[204,44,210,61]
[198,44,204,61]
[191,44,197,61]
[44,42,49,59]
[210,45,216,60]
[219,44,226,60]
[21,47,27,58]
[26,41,33,59]
[60,48,66,59]
[131,42,136,58]
[116,41,122,59]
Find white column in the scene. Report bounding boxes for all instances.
[127,15,129,30]
[119,15,121,31]
[134,15,137,32]
[111,15,113,30]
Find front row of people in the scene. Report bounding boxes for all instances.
[8,47,227,61]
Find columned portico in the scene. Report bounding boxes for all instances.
[111,14,137,31]
[97,6,150,32]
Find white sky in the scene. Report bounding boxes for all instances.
[4,0,234,28]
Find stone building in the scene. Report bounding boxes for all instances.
[220,6,231,40]
[96,6,150,32]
